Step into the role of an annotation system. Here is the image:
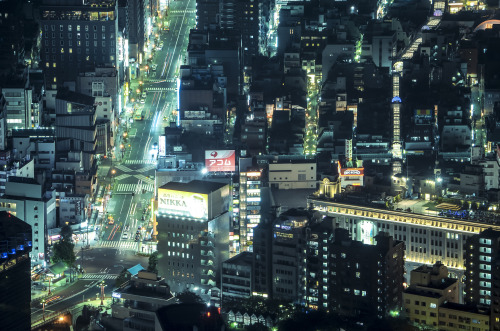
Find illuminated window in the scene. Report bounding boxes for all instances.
[60,48,64,53]
[53,77,57,82]
[45,62,49,68]
[77,25,80,31]
[69,48,72,54]
[52,63,56,67]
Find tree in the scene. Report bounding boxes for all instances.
[115,268,130,288]
[147,251,158,273]
[176,290,204,304]
[52,240,76,267]
[60,224,74,242]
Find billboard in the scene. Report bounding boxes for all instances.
[340,168,364,176]
[158,135,166,156]
[158,188,208,220]
[205,150,236,172]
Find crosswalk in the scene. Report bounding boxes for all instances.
[135,174,154,185]
[116,183,154,193]
[114,174,131,181]
[124,160,157,165]
[115,164,133,172]
[136,164,156,173]
[98,240,139,250]
[145,87,177,92]
[149,79,176,83]
[81,273,118,280]
[169,9,196,14]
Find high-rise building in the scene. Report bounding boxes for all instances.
[40,0,118,90]
[0,211,33,331]
[195,0,219,31]
[219,0,260,58]
[237,167,262,252]
[0,177,57,266]
[329,229,405,319]
[465,228,500,306]
[465,228,500,330]
[54,89,97,172]
[156,180,230,301]
[271,209,309,303]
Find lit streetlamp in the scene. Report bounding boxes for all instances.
[98,280,107,306]
[42,299,46,320]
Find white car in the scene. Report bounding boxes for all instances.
[122,233,129,240]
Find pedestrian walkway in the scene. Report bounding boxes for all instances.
[145,87,177,92]
[135,174,154,185]
[114,174,131,181]
[116,183,154,193]
[81,273,118,280]
[124,159,157,165]
[115,164,134,172]
[169,9,196,14]
[98,240,138,250]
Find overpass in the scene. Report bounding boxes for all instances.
[307,196,500,280]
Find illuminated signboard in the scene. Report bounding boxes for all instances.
[205,150,236,172]
[158,135,166,156]
[340,168,364,176]
[158,188,208,219]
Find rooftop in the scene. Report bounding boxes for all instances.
[56,89,95,106]
[159,180,227,194]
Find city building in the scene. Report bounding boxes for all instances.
[54,89,97,172]
[268,161,316,190]
[465,228,500,307]
[156,180,231,301]
[40,0,118,90]
[329,229,405,319]
[403,262,460,328]
[236,165,262,252]
[307,200,500,280]
[155,303,225,330]
[11,128,57,173]
[271,209,309,303]
[0,176,56,266]
[0,211,32,331]
[221,251,253,301]
[111,270,176,330]
[438,302,490,331]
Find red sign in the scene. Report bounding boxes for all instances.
[205,150,236,172]
[340,168,364,176]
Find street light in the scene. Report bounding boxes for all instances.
[42,299,46,320]
[98,280,107,306]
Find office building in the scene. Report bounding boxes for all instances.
[111,270,176,330]
[221,251,253,301]
[403,262,459,328]
[465,228,500,307]
[329,229,405,319]
[54,89,97,172]
[307,199,500,280]
[40,0,118,90]
[438,303,490,331]
[237,167,262,252]
[0,212,32,331]
[268,161,316,190]
[252,219,272,298]
[271,209,309,303]
[156,180,230,301]
[0,177,57,266]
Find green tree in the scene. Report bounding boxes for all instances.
[60,224,74,242]
[176,289,204,304]
[147,251,158,273]
[115,268,130,288]
[52,240,76,267]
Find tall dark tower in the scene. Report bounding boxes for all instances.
[0,212,33,331]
